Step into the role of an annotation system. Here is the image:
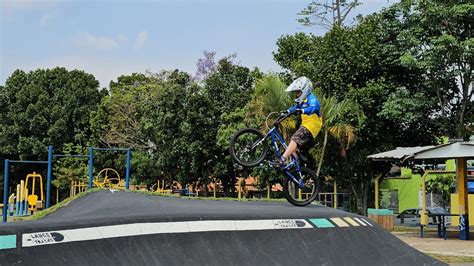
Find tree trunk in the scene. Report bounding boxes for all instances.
[335,0,341,24]
[351,178,369,216]
[316,130,329,177]
[457,66,471,138]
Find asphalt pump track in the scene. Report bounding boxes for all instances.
[0,190,443,265]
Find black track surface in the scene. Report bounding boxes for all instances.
[0,190,443,265]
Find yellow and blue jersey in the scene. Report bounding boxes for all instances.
[288,92,323,137]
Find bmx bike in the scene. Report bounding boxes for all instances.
[229,111,320,206]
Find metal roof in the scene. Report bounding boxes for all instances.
[368,142,474,162]
[367,146,435,161]
[413,141,474,160]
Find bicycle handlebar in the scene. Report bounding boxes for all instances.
[265,110,300,130]
[273,111,292,126]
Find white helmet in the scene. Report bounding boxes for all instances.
[285,76,313,105]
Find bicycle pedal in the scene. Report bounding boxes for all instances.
[268,161,283,167]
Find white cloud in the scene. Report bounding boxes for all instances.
[133,31,148,49]
[73,33,118,50]
[1,0,61,22]
[40,13,53,27]
[117,33,128,43]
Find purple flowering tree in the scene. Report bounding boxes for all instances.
[195,51,217,81]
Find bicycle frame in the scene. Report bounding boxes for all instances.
[260,126,305,188]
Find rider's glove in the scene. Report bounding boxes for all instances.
[288,106,297,114]
[280,110,290,116]
[287,106,302,115]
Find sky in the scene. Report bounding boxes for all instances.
[1,0,397,88]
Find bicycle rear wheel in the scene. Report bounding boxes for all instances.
[229,128,268,167]
[283,167,320,206]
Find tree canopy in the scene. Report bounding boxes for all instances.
[1,0,471,213]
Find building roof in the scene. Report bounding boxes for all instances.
[413,141,474,160]
[368,142,474,162]
[367,146,435,161]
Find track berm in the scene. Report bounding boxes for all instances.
[0,190,443,265]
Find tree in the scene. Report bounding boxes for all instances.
[52,143,89,201]
[384,0,473,139]
[0,67,102,201]
[217,74,295,197]
[274,6,449,214]
[195,51,217,81]
[313,93,365,178]
[426,175,456,209]
[90,78,162,149]
[109,73,151,88]
[297,0,362,29]
[90,72,183,186]
[0,67,102,159]
[201,58,256,194]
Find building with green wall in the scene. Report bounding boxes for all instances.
[380,160,456,213]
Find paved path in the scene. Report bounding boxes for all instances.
[394,232,474,257]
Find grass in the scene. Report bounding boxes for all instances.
[129,189,292,203]
[426,253,474,264]
[392,225,437,233]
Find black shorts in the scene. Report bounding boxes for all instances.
[290,126,314,151]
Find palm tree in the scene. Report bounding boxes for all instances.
[250,75,296,139]
[314,94,365,177]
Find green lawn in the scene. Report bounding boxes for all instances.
[426,253,474,264]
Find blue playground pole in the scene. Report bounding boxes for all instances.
[15,200,20,216]
[8,201,13,216]
[125,148,131,190]
[89,147,94,189]
[2,159,9,223]
[23,199,28,215]
[46,145,53,208]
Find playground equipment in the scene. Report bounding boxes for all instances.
[24,172,44,210]
[3,145,132,223]
[88,147,131,189]
[70,180,87,197]
[156,180,172,194]
[3,156,51,222]
[93,168,121,188]
[6,176,40,216]
[3,172,46,217]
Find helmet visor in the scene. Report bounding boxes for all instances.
[291,90,302,99]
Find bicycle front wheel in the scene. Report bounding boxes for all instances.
[229,128,268,167]
[283,167,320,206]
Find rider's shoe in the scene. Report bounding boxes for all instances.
[269,156,286,168]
